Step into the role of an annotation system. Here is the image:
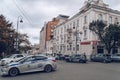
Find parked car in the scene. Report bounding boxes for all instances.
[55,54,64,60]
[1,55,57,77]
[66,54,87,63]
[64,55,70,61]
[90,54,111,63]
[0,54,27,66]
[111,54,120,62]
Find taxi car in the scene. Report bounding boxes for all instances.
[1,55,57,77]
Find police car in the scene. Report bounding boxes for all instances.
[1,55,57,77]
[0,54,27,66]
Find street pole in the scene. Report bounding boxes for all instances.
[16,16,23,53]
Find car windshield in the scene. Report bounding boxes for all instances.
[15,57,26,62]
[5,54,15,58]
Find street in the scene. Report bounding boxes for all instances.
[0,61,120,80]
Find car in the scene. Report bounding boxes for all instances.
[64,55,70,61]
[111,54,120,62]
[0,54,27,66]
[90,54,111,63]
[67,54,87,63]
[55,54,64,60]
[0,55,57,77]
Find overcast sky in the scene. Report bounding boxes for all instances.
[0,0,120,45]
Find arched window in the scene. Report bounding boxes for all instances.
[98,14,103,20]
[84,16,87,24]
[84,29,87,40]
[109,16,112,24]
[115,17,118,24]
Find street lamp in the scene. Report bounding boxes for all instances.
[16,16,23,53]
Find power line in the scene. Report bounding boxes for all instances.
[12,0,34,27]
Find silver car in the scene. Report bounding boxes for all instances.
[0,54,27,66]
[1,55,57,77]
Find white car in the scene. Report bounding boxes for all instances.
[0,54,27,66]
[1,55,57,76]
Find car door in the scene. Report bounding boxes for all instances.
[33,56,48,71]
[19,56,36,73]
[98,54,104,61]
[95,54,102,61]
[73,55,81,62]
[23,56,46,72]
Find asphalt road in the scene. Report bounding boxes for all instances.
[0,61,120,80]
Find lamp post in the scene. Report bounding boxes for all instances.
[16,16,23,53]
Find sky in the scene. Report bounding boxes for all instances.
[0,0,120,45]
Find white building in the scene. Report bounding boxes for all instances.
[53,0,120,56]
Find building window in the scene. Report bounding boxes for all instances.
[57,30,59,35]
[84,30,87,39]
[115,17,118,24]
[73,47,75,51]
[60,45,62,51]
[98,14,103,20]
[67,24,69,29]
[70,44,72,50]
[61,27,63,33]
[70,23,72,28]
[109,16,112,24]
[64,25,66,31]
[84,16,87,24]
[64,46,66,51]
[97,46,104,54]
[67,45,69,50]
[58,46,60,51]
[73,22,75,29]
[77,19,79,27]
[77,45,79,51]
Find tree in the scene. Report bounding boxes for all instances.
[0,15,14,55]
[19,33,31,53]
[89,20,120,54]
[0,14,31,56]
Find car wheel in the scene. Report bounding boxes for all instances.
[9,68,19,77]
[44,65,52,73]
[83,61,87,63]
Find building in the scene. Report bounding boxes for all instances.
[39,15,69,54]
[39,23,47,53]
[53,0,120,56]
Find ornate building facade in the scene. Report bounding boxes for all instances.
[53,0,120,56]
